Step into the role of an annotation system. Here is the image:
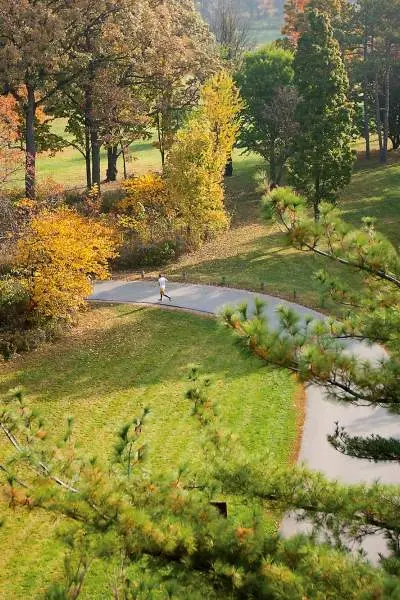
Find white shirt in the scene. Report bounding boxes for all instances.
[158,276,167,289]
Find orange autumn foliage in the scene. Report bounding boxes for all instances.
[15,206,118,319]
[0,95,23,185]
[283,0,347,43]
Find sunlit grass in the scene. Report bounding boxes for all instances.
[0,305,297,598]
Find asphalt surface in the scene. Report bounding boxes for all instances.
[90,280,400,561]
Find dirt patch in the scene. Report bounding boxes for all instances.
[290,377,307,465]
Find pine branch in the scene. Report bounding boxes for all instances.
[329,423,400,463]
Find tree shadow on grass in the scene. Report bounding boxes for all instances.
[170,229,364,311]
[0,306,267,406]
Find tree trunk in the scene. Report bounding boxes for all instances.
[122,145,128,179]
[106,146,118,182]
[85,124,92,189]
[362,38,371,160]
[156,112,165,167]
[224,156,233,177]
[269,142,277,189]
[390,135,400,150]
[314,176,321,222]
[374,74,383,157]
[381,66,390,164]
[91,127,101,188]
[84,84,93,189]
[25,84,36,200]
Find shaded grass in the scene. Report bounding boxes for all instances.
[340,154,400,247]
[0,305,297,599]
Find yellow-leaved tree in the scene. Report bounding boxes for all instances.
[166,71,243,248]
[200,70,243,164]
[15,206,118,319]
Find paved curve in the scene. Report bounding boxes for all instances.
[90,280,400,560]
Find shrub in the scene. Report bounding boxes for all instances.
[14,206,119,320]
[0,321,65,360]
[0,277,30,330]
[114,239,183,270]
[116,174,176,243]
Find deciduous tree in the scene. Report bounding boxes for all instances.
[236,44,298,187]
[208,0,251,65]
[166,72,241,247]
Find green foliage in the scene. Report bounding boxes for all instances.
[223,183,400,555]
[116,239,182,270]
[329,424,400,462]
[289,8,355,219]
[236,44,298,186]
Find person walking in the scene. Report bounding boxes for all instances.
[158,273,172,302]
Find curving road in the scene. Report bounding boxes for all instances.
[90,280,400,560]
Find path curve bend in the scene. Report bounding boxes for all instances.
[90,280,400,560]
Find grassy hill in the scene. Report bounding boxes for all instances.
[0,305,298,598]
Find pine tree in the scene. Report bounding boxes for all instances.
[289,7,354,220]
[223,185,400,554]
[1,381,397,598]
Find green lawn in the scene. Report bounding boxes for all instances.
[0,305,297,599]
[341,157,400,247]
[36,137,161,190]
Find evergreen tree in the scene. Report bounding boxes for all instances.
[222,185,400,553]
[289,7,354,220]
[1,382,398,598]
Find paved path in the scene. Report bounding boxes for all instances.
[90,280,400,560]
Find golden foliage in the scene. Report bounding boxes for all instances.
[15,206,118,319]
[165,71,242,247]
[200,71,243,165]
[166,116,229,247]
[116,173,176,242]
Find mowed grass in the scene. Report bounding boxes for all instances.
[341,153,400,247]
[0,305,298,599]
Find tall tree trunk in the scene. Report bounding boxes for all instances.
[25,84,36,200]
[85,123,92,189]
[156,112,165,167]
[381,66,390,164]
[362,37,371,160]
[122,145,128,179]
[106,146,118,182]
[91,127,101,188]
[314,176,321,222]
[374,74,383,157]
[84,84,93,189]
[269,142,277,189]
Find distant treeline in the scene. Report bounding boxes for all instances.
[196,0,286,21]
